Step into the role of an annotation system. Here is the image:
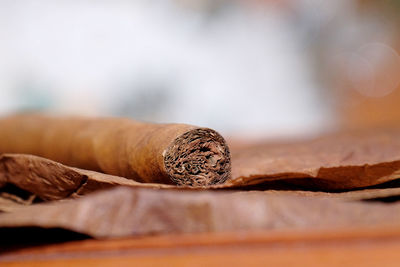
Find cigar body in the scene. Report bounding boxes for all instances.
[0,114,231,186]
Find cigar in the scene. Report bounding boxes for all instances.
[0,114,231,187]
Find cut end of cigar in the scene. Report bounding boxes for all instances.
[164,128,231,187]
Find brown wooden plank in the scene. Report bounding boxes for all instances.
[3,226,400,266]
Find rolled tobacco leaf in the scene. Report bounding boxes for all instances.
[3,154,400,214]
[0,114,231,187]
[2,153,400,212]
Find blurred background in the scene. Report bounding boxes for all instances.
[1,0,400,140]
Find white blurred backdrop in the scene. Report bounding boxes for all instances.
[1,0,399,138]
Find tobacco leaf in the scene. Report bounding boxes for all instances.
[254,187,400,201]
[2,154,400,208]
[0,195,28,213]
[225,128,400,190]
[1,187,400,238]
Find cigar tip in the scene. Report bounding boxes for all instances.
[164,128,231,187]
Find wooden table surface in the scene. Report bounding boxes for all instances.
[2,225,400,266]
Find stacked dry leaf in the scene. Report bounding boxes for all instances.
[2,115,400,244]
[2,186,400,239]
